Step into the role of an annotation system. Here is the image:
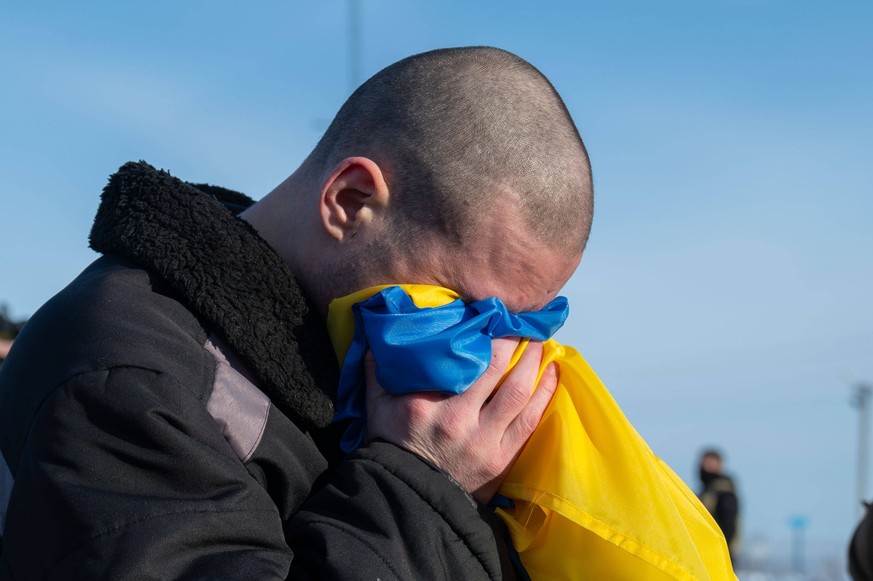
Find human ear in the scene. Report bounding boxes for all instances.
[319,157,390,241]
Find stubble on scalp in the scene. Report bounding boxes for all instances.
[305,46,594,292]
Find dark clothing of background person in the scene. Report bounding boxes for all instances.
[0,162,516,580]
[849,501,873,580]
[0,310,25,370]
[699,468,739,558]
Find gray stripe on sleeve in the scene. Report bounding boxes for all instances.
[204,336,270,463]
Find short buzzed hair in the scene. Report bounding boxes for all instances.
[701,449,723,462]
[306,46,593,255]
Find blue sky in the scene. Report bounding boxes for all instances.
[2,1,872,571]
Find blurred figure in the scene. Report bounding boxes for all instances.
[698,448,740,561]
[0,305,25,368]
[849,501,873,580]
[0,340,12,365]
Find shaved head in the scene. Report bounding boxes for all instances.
[247,47,594,313]
[304,46,593,257]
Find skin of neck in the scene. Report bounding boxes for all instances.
[240,168,335,316]
[239,159,412,319]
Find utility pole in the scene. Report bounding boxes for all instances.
[852,383,872,517]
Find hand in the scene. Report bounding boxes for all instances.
[364,337,558,504]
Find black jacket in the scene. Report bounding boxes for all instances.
[0,162,510,579]
[698,471,739,556]
[849,501,873,580]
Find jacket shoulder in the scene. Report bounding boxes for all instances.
[0,256,214,472]
[7,255,210,382]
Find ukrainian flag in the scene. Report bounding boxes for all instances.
[328,285,736,581]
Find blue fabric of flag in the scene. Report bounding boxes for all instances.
[334,285,569,452]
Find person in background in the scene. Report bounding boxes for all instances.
[0,306,25,369]
[0,341,12,368]
[849,500,873,580]
[698,448,740,561]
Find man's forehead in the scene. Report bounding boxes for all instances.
[404,202,581,312]
[447,244,580,313]
[455,276,556,313]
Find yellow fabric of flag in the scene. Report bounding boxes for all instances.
[328,284,737,581]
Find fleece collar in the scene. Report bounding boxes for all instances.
[89,161,338,430]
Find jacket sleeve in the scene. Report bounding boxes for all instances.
[2,367,295,580]
[2,366,508,581]
[285,441,505,580]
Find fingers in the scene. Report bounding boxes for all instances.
[480,341,545,431]
[461,337,521,406]
[502,361,558,452]
[361,338,558,502]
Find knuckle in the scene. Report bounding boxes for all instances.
[405,397,469,441]
[434,407,467,440]
[405,396,432,424]
[515,409,540,437]
[537,369,558,394]
[482,358,507,385]
[501,382,532,410]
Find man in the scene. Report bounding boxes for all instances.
[849,501,873,580]
[0,341,11,368]
[0,46,592,579]
[698,449,740,561]
[0,307,24,370]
